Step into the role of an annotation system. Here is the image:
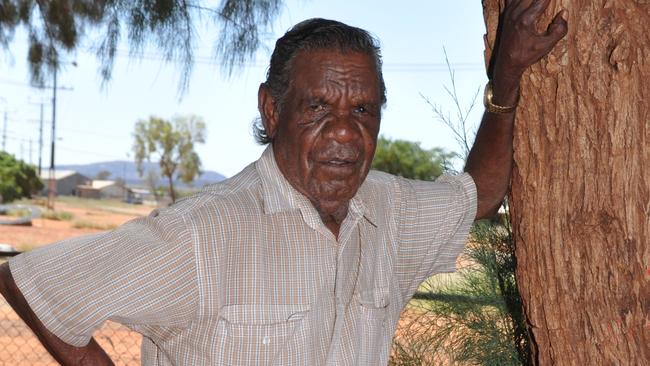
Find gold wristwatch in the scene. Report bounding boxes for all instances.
[483,81,518,114]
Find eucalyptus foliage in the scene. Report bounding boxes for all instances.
[132,114,206,203]
[0,0,282,89]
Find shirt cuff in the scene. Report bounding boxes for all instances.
[9,253,91,347]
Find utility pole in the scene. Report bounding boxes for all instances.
[2,111,6,151]
[43,59,75,209]
[28,100,46,175]
[38,103,44,175]
[48,66,57,209]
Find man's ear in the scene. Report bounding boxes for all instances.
[258,83,279,140]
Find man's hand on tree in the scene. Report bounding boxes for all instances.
[491,0,568,104]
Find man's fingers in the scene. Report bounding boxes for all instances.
[544,10,569,41]
[504,0,519,10]
[521,0,551,25]
[536,10,568,57]
[511,0,534,18]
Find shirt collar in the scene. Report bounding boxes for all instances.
[255,145,376,227]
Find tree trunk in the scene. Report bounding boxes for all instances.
[167,173,176,203]
[482,1,650,364]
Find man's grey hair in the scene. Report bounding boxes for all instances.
[254,18,387,144]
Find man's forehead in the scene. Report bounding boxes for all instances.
[289,49,379,89]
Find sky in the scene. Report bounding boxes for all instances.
[0,0,488,178]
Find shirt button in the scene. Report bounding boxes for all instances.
[262,336,271,345]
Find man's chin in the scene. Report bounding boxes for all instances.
[311,180,358,202]
[311,198,352,223]
[304,175,365,212]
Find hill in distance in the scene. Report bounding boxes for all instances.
[58,161,226,189]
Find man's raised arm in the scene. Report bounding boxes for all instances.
[0,263,114,366]
[465,0,568,219]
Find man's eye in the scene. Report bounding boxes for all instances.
[309,104,325,112]
[354,106,367,114]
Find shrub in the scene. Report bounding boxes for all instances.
[0,152,43,203]
[390,219,530,366]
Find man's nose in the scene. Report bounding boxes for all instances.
[323,111,360,143]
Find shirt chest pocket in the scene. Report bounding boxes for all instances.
[214,304,310,366]
[354,287,391,365]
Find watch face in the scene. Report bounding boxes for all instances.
[483,82,491,109]
[484,81,516,114]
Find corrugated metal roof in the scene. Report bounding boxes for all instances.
[38,170,79,180]
[91,180,118,189]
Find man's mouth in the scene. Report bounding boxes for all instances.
[323,158,355,166]
[313,146,361,172]
[315,157,359,174]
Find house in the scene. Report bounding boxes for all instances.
[77,180,126,200]
[125,188,149,204]
[39,170,90,196]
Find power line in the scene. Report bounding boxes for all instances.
[57,145,128,160]
[4,135,128,162]
[0,78,74,90]
[86,47,485,72]
[0,78,37,88]
[57,127,127,140]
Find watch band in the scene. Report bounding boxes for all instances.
[483,81,518,114]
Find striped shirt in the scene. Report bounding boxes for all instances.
[9,145,476,365]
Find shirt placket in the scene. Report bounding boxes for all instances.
[324,211,362,365]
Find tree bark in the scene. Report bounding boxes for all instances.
[482,1,650,364]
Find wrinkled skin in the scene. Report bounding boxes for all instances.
[259,50,381,237]
[258,0,569,234]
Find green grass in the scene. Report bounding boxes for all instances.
[5,208,30,217]
[54,196,150,217]
[56,196,136,210]
[41,210,74,221]
[72,220,117,230]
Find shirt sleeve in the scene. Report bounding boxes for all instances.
[394,172,477,301]
[8,206,198,347]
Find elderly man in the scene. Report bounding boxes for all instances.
[0,1,567,365]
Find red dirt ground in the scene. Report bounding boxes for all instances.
[0,200,153,251]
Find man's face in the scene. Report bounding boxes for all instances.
[262,50,382,217]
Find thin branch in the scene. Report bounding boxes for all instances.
[421,47,482,163]
[185,4,247,32]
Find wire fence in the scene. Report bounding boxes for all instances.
[0,255,141,365]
